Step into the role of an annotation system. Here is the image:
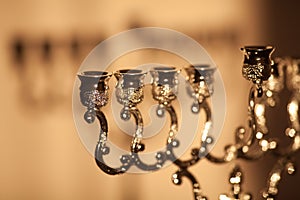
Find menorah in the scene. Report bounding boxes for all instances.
[77,46,299,200]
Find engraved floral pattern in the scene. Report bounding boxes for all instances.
[242,63,264,82]
[84,90,109,107]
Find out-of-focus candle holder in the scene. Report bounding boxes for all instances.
[185,64,216,113]
[219,166,251,200]
[114,69,146,153]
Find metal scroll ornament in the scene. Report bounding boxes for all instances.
[77,67,185,175]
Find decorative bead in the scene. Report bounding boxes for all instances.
[137,143,145,152]
[120,155,131,164]
[172,173,182,185]
[191,101,200,113]
[156,104,165,117]
[156,152,166,162]
[84,110,95,123]
[206,136,213,144]
[120,107,131,121]
[171,139,180,147]
[101,147,110,155]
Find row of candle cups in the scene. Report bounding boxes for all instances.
[77,65,215,154]
[78,65,215,120]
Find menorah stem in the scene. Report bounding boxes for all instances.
[129,107,145,153]
[94,110,125,175]
[206,85,267,163]
[247,86,257,146]
[262,157,291,199]
[287,97,299,134]
[201,99,212,122]
[95,109,108,146]
[165,105,178,144]
[199,99,212,144]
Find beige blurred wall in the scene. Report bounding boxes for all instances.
[0,0,298,200]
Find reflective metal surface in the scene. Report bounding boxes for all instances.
[77,48,300,200]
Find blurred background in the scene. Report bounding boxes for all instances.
[0,0,299,199]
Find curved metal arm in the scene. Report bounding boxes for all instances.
[206,86,272,163]
[247,86,258,146]
[206,128,267,163]
[128,104,180,171]
[94,110,128,175]
[129,107,145,153]
[172,169,207,200]
[169,98,212,200]
[175,99,212,166]
[198,99,213,157]
[164,105,178,144]
[94,103,182,174]
[287,96,299,134]
[132,152,168,171]
[272,96,300,157]
[203,101,242,163]
[200,99,212,123]
[262,157,291,199]
[219,166,252,200]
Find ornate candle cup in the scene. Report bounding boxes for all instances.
[185,64,216,113]
[114,69,146,120]
[77,71,112,123]
[150,66,179,104]
[241,46,274,82]
[150,66,180,116]
[241,46,275,96]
